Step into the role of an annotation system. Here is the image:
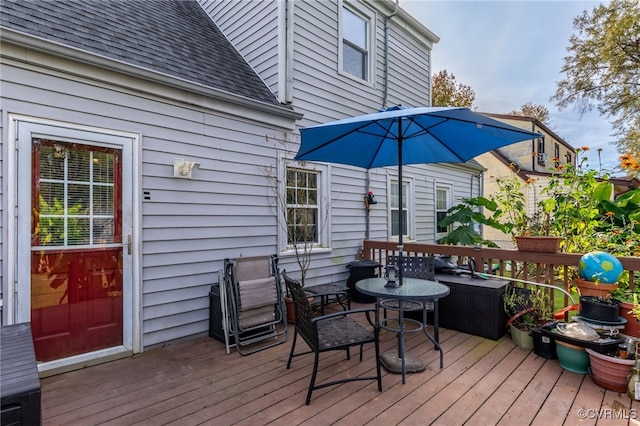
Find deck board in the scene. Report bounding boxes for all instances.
[39,303,638,426]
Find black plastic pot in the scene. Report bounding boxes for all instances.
[579,296,619,322]
[532,324,557,359]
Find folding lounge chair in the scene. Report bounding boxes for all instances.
[221,255,287,355]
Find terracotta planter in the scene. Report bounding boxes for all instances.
[585,348,634,392]
[285,296,314,324]
[514,236,561,253]
[618,300,640,338]
[575,278,618,298]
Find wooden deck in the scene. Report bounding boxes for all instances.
[41,304,640,426]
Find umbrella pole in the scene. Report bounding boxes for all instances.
[397,117,404,285]
[385,118,404,289]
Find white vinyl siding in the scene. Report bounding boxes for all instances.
[200,0,281,99]
[0,0,480,360]
[203,0,480,275]
[0,42,295,347]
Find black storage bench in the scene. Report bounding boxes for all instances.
[435,274,509,340]
[1,323,41,426]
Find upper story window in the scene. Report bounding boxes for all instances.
[536,137,547,165]
[554,143,560,160]
[565,151,573,164]
[341,5,372,82]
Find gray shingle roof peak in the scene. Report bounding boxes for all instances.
[1,0,282,107]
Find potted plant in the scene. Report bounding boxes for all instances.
[437,163,562,251]
[586,347,635,392]
[489,164,563,252]
[504,285,554,350]
[610,289,640,337]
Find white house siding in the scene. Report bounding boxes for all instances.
[0,116,3,325]
[200,0,282,99]
[202,0,483,287]
[0,44,297,348]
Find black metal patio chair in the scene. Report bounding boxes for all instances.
[282,270,382,405]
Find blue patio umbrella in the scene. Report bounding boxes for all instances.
[295,106,542,286]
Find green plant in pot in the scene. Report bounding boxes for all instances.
[504,285,554,349]
[437,164,563,250]
[613,287,640,338]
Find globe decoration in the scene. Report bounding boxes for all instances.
[578,251,623,284]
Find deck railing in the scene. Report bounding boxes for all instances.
[362,240,640,315]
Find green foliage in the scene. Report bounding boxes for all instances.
[552,0,640,161]
[37,195,86,246]
[431,70,476,108]
[436,197,506,247]
[541,155,608,253]
[503,286,553,326]
[439,148,640,256]
[507,102,550,125]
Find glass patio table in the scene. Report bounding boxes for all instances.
[356,277,450,384]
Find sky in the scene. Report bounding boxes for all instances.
[400,0,621,174]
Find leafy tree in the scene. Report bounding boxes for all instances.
[431,70,476,108]
[551,0,640,164]
[508,102,550,125]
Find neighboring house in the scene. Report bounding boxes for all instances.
[476,113,640,248]
[0,0,484,373]
[475,114,576,248]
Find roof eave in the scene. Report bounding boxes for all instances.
[0,27,303,123]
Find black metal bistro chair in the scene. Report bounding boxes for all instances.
[282,270,382,405]
[382,255,437,315]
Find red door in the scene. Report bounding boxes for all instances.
[30,139,123,362]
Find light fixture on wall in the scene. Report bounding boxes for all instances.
[173,158,200,179]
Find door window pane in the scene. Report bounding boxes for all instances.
[33,140,118,246]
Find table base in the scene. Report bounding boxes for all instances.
[380,351,425,374]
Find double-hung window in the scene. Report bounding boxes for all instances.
[436,186,451,236]
[286,168,319,246]
[341,4,373,82]
[390,179,412,240]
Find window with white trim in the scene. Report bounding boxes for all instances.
[341,4,373,81]
[279,159,330,254]
[436,186,451,235]
[286,168,319,245]
[390,180,413,240]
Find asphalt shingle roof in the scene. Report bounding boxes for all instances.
[0,0,282,106]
